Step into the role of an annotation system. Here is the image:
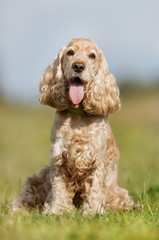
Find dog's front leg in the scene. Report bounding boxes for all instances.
[83,162,105,215]
[44,164,74,215]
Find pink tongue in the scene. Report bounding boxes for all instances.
[69,83,84,105]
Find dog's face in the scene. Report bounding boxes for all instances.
[62,39,101,105]
[40,38,120,115]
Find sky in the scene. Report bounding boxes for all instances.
[1,0,159,102]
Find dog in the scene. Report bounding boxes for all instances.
[12,38,133,214]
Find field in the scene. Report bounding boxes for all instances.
[0,88,159,240]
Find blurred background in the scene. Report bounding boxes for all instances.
[0,0,159,203]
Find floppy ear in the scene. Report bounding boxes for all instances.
[83,49,121,116]
[104,72,121,114]
[39,46,69,110]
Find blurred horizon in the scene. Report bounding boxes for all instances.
[1,0,159,103]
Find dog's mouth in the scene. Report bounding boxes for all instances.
[68,77,86,105]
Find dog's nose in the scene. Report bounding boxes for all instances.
[72,62,85,73]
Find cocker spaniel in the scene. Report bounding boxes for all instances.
[12,38,133,214]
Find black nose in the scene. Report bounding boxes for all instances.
[72,62,85,73]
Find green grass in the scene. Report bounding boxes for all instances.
[0,90,159,240]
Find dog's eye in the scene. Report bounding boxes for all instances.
[89,53,96,59]
[67,50,74,56]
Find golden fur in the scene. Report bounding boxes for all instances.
[12,39,133,214]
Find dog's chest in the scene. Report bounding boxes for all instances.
[50,112,108,174]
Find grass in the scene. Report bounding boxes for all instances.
[0,89,159,240]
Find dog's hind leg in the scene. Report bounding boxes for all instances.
[104,124,134,209]
[11,165,51,212]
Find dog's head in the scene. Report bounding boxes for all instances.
[39,38,120,115]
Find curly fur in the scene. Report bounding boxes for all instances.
[12,38,133,214]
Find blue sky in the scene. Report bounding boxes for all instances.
[1,0,159,102]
